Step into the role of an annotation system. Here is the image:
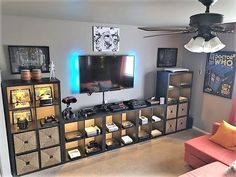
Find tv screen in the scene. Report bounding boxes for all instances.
[79,55,135,93]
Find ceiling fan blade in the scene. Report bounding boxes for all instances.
[143,31,192,38]
[211,22,236,33]
[138,26,191,32]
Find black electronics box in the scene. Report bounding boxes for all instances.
[65,131,83,141]
[124,99,148,109]
[40,98,53,106]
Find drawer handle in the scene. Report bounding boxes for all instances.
[25,161,30,166]
[49,155,53,159]
[24,141,29,144]
[170,110,173,113]
[170,125,172,127]
[182,108,184,111]
[48,135,52,139]
[181,122,183,125]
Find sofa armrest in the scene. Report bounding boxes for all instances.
[212,122,221,135]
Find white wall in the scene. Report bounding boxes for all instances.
[182,33,236,132]
[0,15,183,176]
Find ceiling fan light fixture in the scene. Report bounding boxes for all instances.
[184,37,205,53]
[208,36,226,53]
[185,35,225,53]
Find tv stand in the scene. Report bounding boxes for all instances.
[93,91,109,112]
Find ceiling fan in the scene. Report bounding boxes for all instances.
[138,0,236,53]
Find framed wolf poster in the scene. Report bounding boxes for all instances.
[203,51,236,99]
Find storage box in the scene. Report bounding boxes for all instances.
[165,119,176,133]
[178,103,188,117]
[13,131,37,154]
[166,105,177,119]
[41,146,61,168]
[39,126,59,148]
[177,117,187,131]
[15,152,39,175]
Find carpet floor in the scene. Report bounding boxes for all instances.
[26,129,203,177]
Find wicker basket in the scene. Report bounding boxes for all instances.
[41,146,61,168]
[13,131,37,154]
[15,152,39,175]
[39,126,59,148]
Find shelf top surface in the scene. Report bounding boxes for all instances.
[1,77,60,87]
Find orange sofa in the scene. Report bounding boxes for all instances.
[184,123,236,169]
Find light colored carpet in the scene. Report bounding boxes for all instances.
[26,129,203,177]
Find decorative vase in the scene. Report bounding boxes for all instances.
[21,70,31,81]
[32,69,42,80]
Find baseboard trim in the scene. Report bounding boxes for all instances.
[192,126,210,134]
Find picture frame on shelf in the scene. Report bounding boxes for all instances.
[157,48,178,67]
[8,45,50,74]
[12,109,32,124]
[10,89,31,108]
[35,86,52,100]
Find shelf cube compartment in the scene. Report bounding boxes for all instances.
[165,119,176,134]
[15,151,39,175]
[166,105,177,119]
[177,117,187,131]
[39,126,60,148]
[13,130,37,154]
[40,146,61,168]
[65,139,85,161]
[178,103,188,117]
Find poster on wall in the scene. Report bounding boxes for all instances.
[203,51,236,99]
[8,46,50,74]
[92,26,120,52]
[157,48,178,67]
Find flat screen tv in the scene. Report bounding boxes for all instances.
[79,55,135,93]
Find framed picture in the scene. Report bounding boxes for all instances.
[203,51,236,99]
[12,109,32,124]
[10,89,31,104]
[93,26,120,52]
[8,45,50,74]
[157,48,178,67]
[35,86,52,100]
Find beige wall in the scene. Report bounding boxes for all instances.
[182,33,236,132]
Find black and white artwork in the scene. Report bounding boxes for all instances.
[93,26,120,52]
[157,48,178,67]
[8,46,50,74]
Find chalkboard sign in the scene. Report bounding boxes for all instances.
[203,51,236,99]
[157,48,177,67]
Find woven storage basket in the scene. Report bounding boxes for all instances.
[41,146,61,168]
[39,126,59,148]
[13,131,37,154]
[15,152,39,175]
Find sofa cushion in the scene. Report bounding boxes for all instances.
[209,121,236,151]
[185,134,236,166]
[179,162,228,177]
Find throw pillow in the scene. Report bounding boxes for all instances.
[209,121,236,151]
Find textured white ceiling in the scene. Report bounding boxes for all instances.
[1,0,236,27]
